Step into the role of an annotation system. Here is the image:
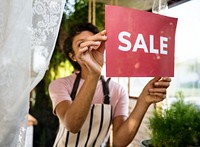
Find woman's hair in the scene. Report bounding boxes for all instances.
[63,22,99,71]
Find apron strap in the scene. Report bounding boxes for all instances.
[100,76,111,104]
[70,73,81,100]
[70,74,111,104]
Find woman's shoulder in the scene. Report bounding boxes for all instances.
[49,73,76,87]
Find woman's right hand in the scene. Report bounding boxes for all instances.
[76,30,107,74]
[76,44,102,75]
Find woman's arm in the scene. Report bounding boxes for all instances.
[113,77,171,146]
[55,74,100,133]
[54,31,107,133]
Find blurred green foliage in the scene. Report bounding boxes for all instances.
[149,93,200,147]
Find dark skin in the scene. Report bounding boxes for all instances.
[55,30,171,147]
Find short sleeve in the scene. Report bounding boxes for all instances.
[109,82,129,118]
[49,78,72,114]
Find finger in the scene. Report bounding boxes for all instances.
[149,92,166,99]
[78,46,89,53]
[88,35,107,42]
[80,41,101,50]
[154,81,170,88]
[161,77,171,82]
[149,88,167,94]
[148,77,162,86]
[76,46,89,58]
[99,30,107,36]
[95,30,106,37]
[86,30,107,41]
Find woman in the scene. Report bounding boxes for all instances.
[49,22,171,147]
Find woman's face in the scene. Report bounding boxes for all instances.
[72,30,94,55]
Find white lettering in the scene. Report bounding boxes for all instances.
[150,35,159,54]
[117,31,169,55]
[133,34,148,53]
[160,37,168,55]
[118,31,132,51]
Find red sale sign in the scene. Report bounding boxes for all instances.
[105,5,178,77]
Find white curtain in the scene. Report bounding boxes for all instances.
[0,0,65,146]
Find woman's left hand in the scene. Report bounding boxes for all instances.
[139,77,171,105]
